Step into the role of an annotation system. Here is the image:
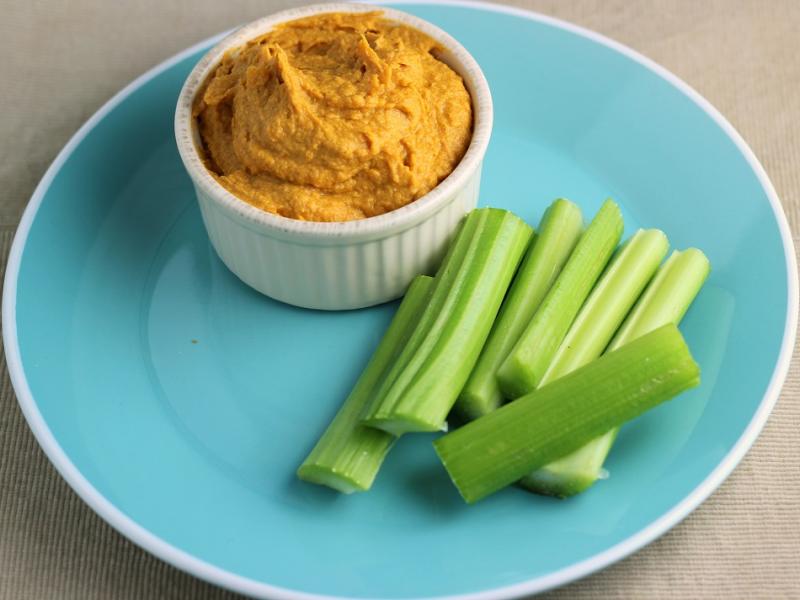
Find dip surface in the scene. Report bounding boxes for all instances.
[194,11,473,222]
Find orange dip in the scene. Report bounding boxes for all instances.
[194,12,473,222]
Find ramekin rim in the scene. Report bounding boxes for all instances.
[174,2,492,240]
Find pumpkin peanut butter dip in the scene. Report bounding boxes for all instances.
[193,11,473,222]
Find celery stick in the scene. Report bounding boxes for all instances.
[497,199,623,399]
[296,275,433,493]
[362,209,533,435]
[434,324,700,503]
[360,212,484,422]
[456,199,583,419]
[521,248,710,497]
[609,248,710,349]
[537,228,668,384]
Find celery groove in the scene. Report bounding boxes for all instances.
[457,199,583,419]
[497,199,624,399]
[296,275,433,493]
[521,248,710,496]
[362,208,533,435]
[434,324,701,503]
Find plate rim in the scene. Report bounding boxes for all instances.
[3,1,797,598]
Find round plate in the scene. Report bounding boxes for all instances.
[4,2,797,598]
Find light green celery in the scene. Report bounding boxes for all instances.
[434,324,700,503]
[497,199,623,399]
[609,248,710,348]
[521,248,710,497]
[362,209,533,435]
[456,199,583,419]
[296,275,433,493]
[536,228,668,385]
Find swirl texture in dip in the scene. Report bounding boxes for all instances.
[194,11,473,222]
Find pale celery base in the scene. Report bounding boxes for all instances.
[297,464,370,494]
[361,413,441,436]
[520,429,617,498]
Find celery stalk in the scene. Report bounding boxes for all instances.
[609,248,710,348]
[521,248,710,496]
[434,324,701,503]
[456,199,583,419]
[362,209,533,435]
[497,199,623,399]
[296,275,433,493]
[537,228,669,384]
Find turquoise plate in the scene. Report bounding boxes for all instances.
[4,2,797,598]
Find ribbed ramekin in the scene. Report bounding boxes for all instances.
[174,2,492,310]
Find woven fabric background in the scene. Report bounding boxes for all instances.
[1,1,798,598]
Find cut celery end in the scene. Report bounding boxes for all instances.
[457,199,583,419]
[361,412,440,436]
[296,275,433,493]
[497,199,624,399]
[296,464,370,494]
[520,429,617,498]
[521,248,710,497]
[363,208,533,434]
[435,324,700,503]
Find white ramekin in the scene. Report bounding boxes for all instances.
[175,2,492,310]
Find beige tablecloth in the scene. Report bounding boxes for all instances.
[1,1,798,598]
